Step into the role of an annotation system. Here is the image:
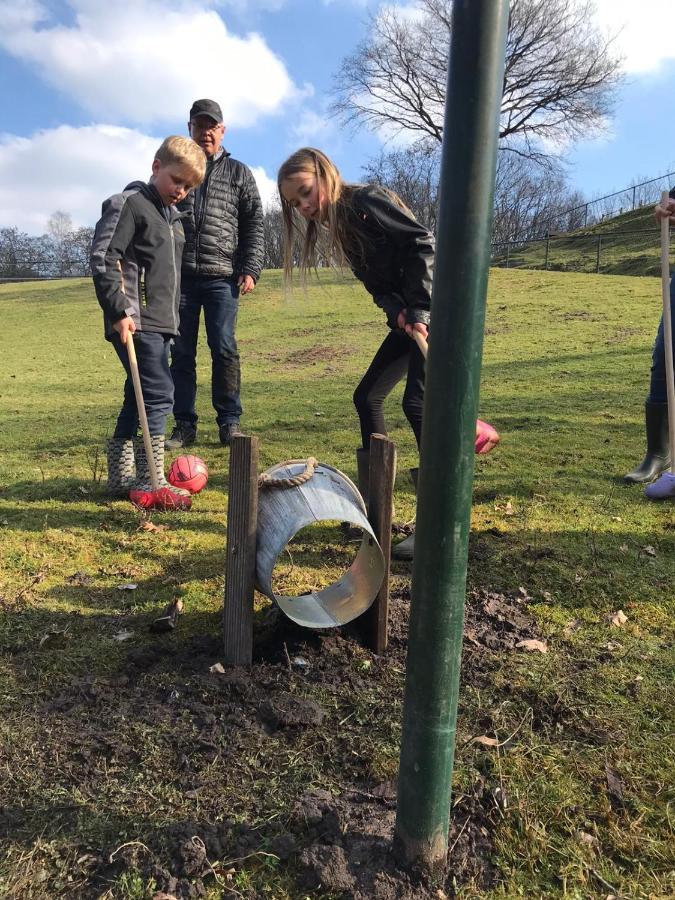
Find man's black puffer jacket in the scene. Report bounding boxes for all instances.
[341,185,434,328]
[179,150,264,281]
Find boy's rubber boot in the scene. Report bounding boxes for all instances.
[624,401,671,483]
[131,435,191,501]
[106,437,136,496]
[392,468,418,561]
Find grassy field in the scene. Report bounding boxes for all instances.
[492,204,674,276]
[1,269,674,898]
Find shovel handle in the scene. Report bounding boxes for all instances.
[126,334,161,492]
[411,328,428,359]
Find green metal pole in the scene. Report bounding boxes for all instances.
[394,0,509,870]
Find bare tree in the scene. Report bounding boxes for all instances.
[332,0,622,161]
[69,226,95,276]
[491,153,584,243]
[362,141,441,232]
[262,204,284,270]
[47,210,76,276]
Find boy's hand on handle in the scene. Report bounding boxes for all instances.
[113,316,136,345]
[654,197,675,225]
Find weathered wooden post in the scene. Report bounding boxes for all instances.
[361,433,396,653]
[223,434,259,666]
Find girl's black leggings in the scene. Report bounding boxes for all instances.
[353,328,425,450]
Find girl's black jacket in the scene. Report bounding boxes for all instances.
[342,185,434,328]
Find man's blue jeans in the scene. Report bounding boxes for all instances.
[648,273,675,404]
[171,274,242,428]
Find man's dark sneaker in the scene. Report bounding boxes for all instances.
[219,422,242,446]
[165,422,197,450]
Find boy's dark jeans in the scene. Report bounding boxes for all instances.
[648,273,675,404]
[170,274,242,428]
[353,328,426,450]
[111,332,173,437]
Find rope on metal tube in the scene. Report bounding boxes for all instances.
[258,457,319,490]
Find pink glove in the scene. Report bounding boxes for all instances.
[475,419,499,454]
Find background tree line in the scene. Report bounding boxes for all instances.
[0,212,94,280]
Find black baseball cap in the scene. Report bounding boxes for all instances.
[189,99,223,123]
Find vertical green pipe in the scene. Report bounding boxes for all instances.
[394,0,509,869]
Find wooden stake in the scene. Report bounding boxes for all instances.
[362,433,396,653]
[223,434,259,666]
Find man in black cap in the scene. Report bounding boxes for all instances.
[166,98,264,448]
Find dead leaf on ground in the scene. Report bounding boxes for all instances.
[605,764,624,805]
[563,618,581,637]
[139,521,168,533]
[112,630,134,642]
[641,545,657,557]
[575,830,599,851]
[471,735,500,748]
[117,583,138,591]
[515,638,548,653]
[209,662,226,674]
[608,610,627,627]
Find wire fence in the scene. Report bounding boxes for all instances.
[492,229,674,277]
[519,170,675,241]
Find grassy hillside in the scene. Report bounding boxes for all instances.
[493,203,674,276]
[0,270,674,898]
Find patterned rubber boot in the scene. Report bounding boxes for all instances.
[130,436,192,510]
[391,468,418,561]
[106,438,136,497]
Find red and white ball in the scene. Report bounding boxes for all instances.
[168,455,209,495]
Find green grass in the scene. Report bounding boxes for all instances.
[493,204,674,276]
[1,269,674,898]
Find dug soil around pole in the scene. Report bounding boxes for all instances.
[6,585,543,898]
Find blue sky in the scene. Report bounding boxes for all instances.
[1,0,674,233]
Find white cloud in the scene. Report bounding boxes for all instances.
[0,125,160,233]
[0,125,278,234]
[592,1,675,74]
[289,108,337,147]
[250,165,279,209]
[0,0,302,127]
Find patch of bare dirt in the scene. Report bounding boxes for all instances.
[5,586,544,898]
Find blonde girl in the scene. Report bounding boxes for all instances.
[278,147,434,559]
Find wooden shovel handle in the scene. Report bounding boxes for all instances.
[126,334,161,492]
[411,329,428,359]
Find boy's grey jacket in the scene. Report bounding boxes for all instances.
[91,181,185,340]
[344,185,434,329]
[178,150,264,281]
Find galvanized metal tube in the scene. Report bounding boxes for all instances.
[394,0,509,870]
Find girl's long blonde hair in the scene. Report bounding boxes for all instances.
[277,147,414,287]
[277,148,354,286]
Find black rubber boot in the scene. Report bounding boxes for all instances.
[624,402,671,484]
[392,468,418,561]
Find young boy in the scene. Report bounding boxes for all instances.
[91,136,206,500]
